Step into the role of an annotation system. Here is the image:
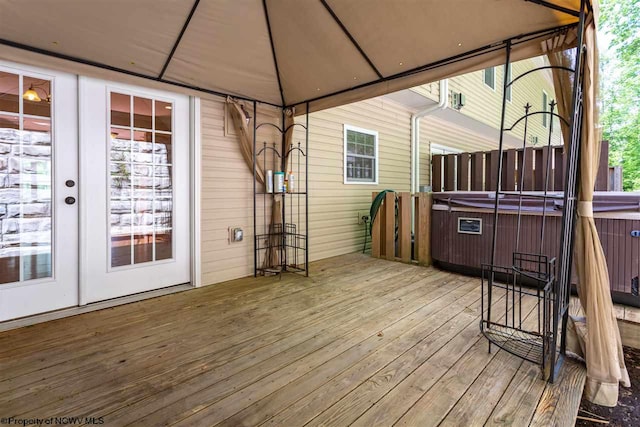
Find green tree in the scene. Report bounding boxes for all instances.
[600,0,640,190]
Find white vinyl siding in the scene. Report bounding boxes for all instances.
[344,125,378,184]
[414,57,561,147]
[200,96,412,284]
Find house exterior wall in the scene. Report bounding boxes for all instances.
[302,97,412,262]
[200,99,255,285]
[413,56,561,151]
[200,97,416,286]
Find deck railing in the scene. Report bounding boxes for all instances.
[370,192,432,266]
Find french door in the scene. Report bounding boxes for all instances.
[0,64,191,321]
[79,78,190,304]
[0,62,78,321]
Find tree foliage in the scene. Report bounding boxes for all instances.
[599,0,640,190]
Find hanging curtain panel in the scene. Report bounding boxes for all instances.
[543,3,629,407]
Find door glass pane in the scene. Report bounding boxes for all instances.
[155,100,172,132]
[0,72,19,113]
[133,164,153,264]
[154,165,172,261]
[0,71,53,284]
[111,93,130,127]
[23,77,51,117]
[133,130,153,164]
[134,96,152,129]
[155,133,172,164]
[110,91,173,267]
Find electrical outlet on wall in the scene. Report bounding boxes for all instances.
[228,226,243,243]
[357,211,369,225]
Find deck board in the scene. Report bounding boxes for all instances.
[0,254,585,426]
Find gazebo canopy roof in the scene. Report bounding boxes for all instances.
[0,0,584,111]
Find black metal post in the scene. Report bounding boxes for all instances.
[540,101,557,254]
[487,39,512,348]
[281,109,287,272]
[305,102,310,277]
[253,100,257,277]
[551,0,587,382]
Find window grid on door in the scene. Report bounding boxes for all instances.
[0,70,53,284]
[109,91,173,268]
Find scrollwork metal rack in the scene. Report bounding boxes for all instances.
[480,0,589,382]
[252,102,309,277]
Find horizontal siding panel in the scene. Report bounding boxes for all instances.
[200,97,413,285]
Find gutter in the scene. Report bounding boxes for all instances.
[411,79,448,194]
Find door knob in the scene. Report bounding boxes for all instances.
[65,196,76,205]
[65,180,75,188]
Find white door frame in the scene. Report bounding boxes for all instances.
[190,97,202,288]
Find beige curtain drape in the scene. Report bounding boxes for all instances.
[283,107,295,172]
[543,3,630,407]
[542,31,577,149]
[227,98,265,184]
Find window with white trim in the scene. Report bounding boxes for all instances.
[483,67,495,89]
[344,125,378,184]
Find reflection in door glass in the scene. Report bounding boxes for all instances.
[110,92,173,267]
[0,71,53,284]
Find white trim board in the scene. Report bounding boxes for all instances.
[190,96,202,287]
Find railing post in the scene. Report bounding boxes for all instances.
[457,153,470,191]
[444,154,456,191]
[486,150,499,191]
[416,193,432,266]
[595,140,609,191]
[471,152,484,191]
[553,147,565,191]
[399,192,411,262]
[432,154,443,192]
[503,150,517,191]
[384,192,395,260]
[523,147,535,190]
[371,192,380,258]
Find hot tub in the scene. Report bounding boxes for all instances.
[431,192,640,307]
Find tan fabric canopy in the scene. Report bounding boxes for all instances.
[0,0,580,112]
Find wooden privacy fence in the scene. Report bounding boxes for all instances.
[370,192,432,266]
[432,141,610,192]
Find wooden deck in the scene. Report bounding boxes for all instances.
[0,254,585,426]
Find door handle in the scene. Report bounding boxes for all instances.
[65,196,76,205]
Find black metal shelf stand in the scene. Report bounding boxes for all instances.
[481,0,588,383]
[252,103,309,277]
